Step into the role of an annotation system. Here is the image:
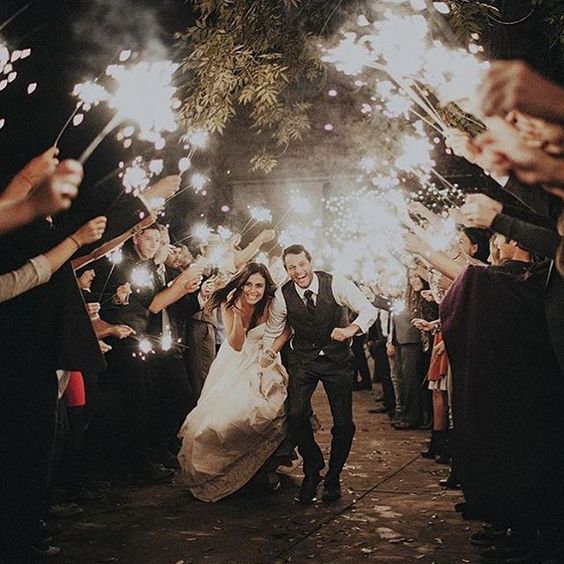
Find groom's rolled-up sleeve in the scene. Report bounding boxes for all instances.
[332,275,378,335]
[264,288,288,349]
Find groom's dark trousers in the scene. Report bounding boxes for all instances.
[287,355,355,487]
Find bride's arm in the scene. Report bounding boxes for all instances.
[270,324,292,354]
[222,301,246,352]
[260,325,291,368]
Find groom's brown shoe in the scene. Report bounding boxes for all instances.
[298,473,322,504]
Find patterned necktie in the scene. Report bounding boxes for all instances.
[304,289,316,315]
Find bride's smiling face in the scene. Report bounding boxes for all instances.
[241,273,266,306]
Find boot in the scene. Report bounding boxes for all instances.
[421,430,445,459]
[435,430,451,464]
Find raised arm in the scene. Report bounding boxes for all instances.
[234,229,276,270]
[148,262,204,314]
[0,216,107,303]
[221,300,246,352]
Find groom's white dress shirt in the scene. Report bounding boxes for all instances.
[264,272,378,351]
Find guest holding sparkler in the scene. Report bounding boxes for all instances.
[94,224,203,481]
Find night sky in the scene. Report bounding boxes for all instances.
[0,0,194,180]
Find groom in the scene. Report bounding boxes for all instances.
[263,245,377,503]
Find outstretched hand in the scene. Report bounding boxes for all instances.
[27,159,82,217]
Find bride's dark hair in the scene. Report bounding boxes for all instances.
[207,262,276,330]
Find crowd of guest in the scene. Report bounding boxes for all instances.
[0,58,563,564]
[359,61,563,563]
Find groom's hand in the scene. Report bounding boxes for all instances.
[330,326,357,342]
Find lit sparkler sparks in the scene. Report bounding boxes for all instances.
[249,206,273,223]
[178,157,191,173]
[161,332,172,351]
[76,59,180,163]
[289,193,312,214]
[138,338,153,354]
[217,226,233,242]
[130,266,153,288]
[192,223,212,242]
[109,247,124,264]
[184,128,210,149]
[191,173,207,193]
[424,215,457,251]
[120,157,151,194]
[105,60,178,143]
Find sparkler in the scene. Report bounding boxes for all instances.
[120,157,151,195]
[323,5,489,136]
[0,2,32,33]
[77,59,179,164]
[240,206,273,237]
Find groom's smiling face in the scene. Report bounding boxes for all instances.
[284,252,314,289]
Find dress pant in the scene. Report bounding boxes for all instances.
[184,320,216,401]
[394,343,423,426]
[0,365,58,562]
[287,355,355,487]
[351,335,371,386]
[370,342,396,413]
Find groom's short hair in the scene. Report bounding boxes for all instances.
[282,244,312,264]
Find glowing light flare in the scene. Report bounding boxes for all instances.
[72,81,109,109]
[395,135,434,173]
[184,128,209,148]
[148,159,164,175]
[130,266,153,288]
[192,223,212,242]
[105,60,179,143]
[425,216,457,252]
[109,248,123,264]
[138,338,153,354]
[368,14,428,78]
[119,50,132,62]
[191,173,207,192]
[384,92,412,117]
[322,33,373,76]
[433,1,450,14]
[217,226,233,242]
[207,245,228,268]
[278,225,317,249]
[289,193,312,214]
[120,157,151,194]
[178,157,191,172]
[249,206,272,223]
[161,333,172,351]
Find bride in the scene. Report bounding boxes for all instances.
[177,262,291,502]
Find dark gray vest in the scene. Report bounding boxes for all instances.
[282,271,351,365]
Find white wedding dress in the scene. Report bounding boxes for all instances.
[177,323,288,502]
